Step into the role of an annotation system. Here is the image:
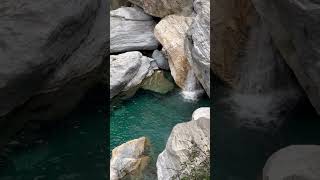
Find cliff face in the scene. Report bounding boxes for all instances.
[0,0,108,146]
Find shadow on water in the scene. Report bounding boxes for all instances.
[0,84,107,180]
[213,81,320,180]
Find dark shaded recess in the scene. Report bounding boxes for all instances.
[0,83,107,175]
[212,78,320,180]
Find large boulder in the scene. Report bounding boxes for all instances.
[110,6,159,53]
[0,0,107,147]
[110,51,156,99]
[128,0,193,18]
[251,0,320,115]
[154,15,196,89]
[110,137,150,180]
[263,145,320,180]
[212,0,257,86]
[185,0,210,97]
[157,107,210,180]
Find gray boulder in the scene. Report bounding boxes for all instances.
[0,0,107,147]
[185,0,210,97]
[252,0,320,115]
[157,107,210,180]
[263,145,320,180]
[110,7,159,53]
[110,51,156,99]
[152,50,170,70]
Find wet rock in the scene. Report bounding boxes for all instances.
[157,107,210,180]
[141,70,174,94]
[110,7,159,53]
[110,137,150,180]
[185,0,210,97]
[252,0,320,115]
[263,145,320,180]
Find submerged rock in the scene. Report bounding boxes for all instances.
[263,145,320,180]
[110,51,156,99]
[185,0,210,97]
[252,0,320,115]
[110,7,159,53]
[0,0,107,147]
[154,15,196,89]
[128,0,193,17]
[141,70,174,94]
[110,137,150,180]
[157,107,210,180]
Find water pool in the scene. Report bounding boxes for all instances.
[110,89,210,178]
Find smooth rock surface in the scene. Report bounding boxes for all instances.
[263,145,320,180]
[154,15,195,89]
[185,0,210,97]
[110,51,156,99]
[0,0,107,147]
[110,137,150,180]
[110,7,159,53]
[152,50,170,70]
[128,0,193,17]
[157,107,210,180]
[252,0,320,115]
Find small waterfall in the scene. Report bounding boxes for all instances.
[181,69,204,101]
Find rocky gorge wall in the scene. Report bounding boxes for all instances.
[109,0,211,179]
[213,0,320,179]
[0,0,108,149]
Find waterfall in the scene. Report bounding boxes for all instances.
[181,69,204,101]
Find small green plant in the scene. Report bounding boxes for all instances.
[169,139,210,180]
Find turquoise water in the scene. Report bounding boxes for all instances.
[0,88,107,180]
[110,89,209,177]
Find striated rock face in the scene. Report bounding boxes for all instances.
[185,0,210,97]
[251,0,320,115]
[110,51,156,99]
[154,15,196,89]
[110,137,150,180]
[152,50,170,71]
[128,0,193,18]
[110,7,159,53]
[157,107,210,180]
[141,70,174,94]
[0,0,107,147]
[212,0,257,86]
[263,145,320,180]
